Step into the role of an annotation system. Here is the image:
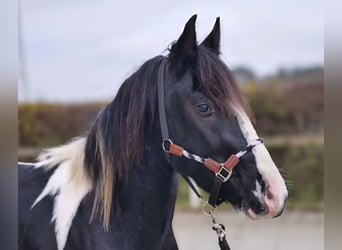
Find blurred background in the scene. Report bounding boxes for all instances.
[18,0,323,249]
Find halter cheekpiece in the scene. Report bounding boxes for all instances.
[157,57,264,250]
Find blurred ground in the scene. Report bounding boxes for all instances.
[173,209,323,250]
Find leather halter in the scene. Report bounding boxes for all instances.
[157,57,263,207]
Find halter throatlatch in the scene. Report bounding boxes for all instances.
[157,57,263,250]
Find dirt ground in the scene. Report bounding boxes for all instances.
[173,209,323,250]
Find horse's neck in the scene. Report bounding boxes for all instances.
[113,143,178,216]
[105,143,178,245]
[83,145,178,248]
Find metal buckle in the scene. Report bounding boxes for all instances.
[216,164,232,182]
[162,139,172,152]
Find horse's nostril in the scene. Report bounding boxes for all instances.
[261,203,266,211]
[258,204,266,213]
[266,189,273,200]
[254,201,268,215]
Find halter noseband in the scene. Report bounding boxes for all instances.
[157,57,263,206]
[162,138,263,183]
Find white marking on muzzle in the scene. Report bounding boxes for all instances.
[235,108,288,217]
[253,180,264,204]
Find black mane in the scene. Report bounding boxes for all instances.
[83,47,249,227]
[84,55,163,227]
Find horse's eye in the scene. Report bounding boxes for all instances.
[197,103,210,113]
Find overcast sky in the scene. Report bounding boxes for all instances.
[18,0,323,103]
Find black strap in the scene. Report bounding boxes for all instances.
[208,177,223,207]
[157,57,204,201]
[157,58,170,163]
[219,240,231,250]
[218,232,231,250]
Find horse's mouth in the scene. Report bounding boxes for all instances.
[239,199,269,220]
[246,208,262,220]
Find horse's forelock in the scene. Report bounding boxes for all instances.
[194,46,252,119]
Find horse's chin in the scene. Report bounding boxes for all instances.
[230,200,267,220]
[246,208,261,220]
[236,203,263,220]
[239,197,287,220]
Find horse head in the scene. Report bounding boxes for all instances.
[163,15,288,219]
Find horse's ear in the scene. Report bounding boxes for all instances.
[170,15,198,66]
[201,17,221,55]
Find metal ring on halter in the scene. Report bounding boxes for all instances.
[202,200,217,216]
[162,139,173,152]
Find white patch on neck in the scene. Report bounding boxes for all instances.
[234,107,288,205]
[31,138,92,250]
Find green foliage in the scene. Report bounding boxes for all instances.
[19,103,105,147]
[271,143,324,206]
[19,104,53,146]
[242,81,323,135]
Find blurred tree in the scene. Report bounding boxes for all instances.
[242,79,323,135]
[285,81,323,134]
[18,103,104,146]
[232,66,256,83]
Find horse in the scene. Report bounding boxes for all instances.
[18,15,288,250]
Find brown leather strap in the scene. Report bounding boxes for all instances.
[223,155,240,171]
[169,144,184,157]
[204,158,221,173]
[167,143,239,178]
